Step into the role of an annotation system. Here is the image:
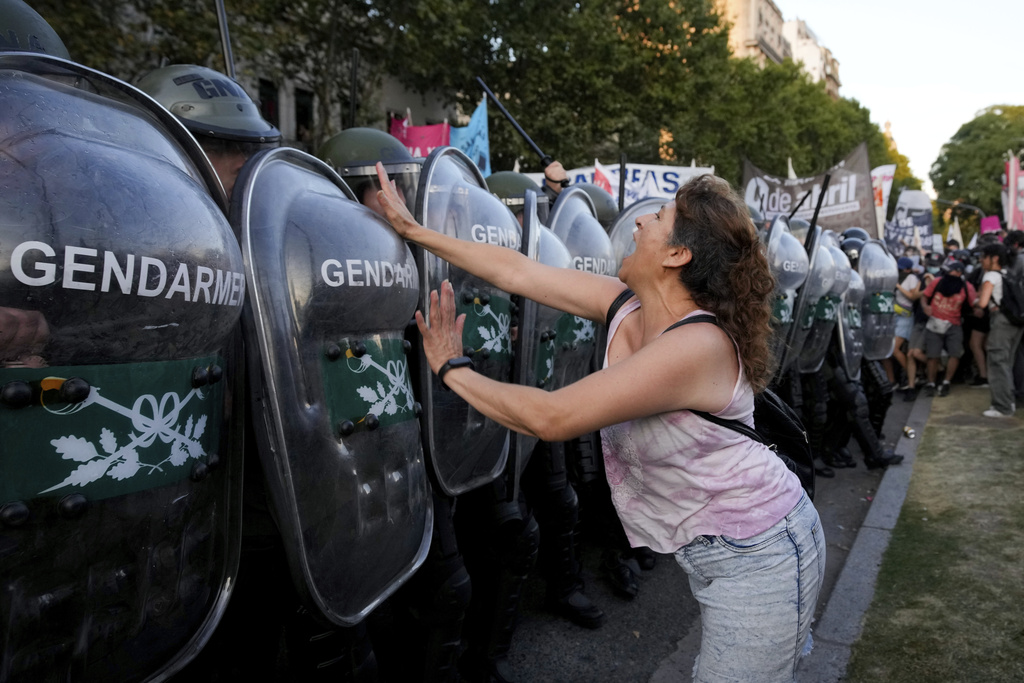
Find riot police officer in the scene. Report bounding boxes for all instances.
[140,68,382,682]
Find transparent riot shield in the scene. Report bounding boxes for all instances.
[797,238,851,374]
[506,189,542,500]
[232,148,431,626]
[836,270,866,381]
[781,226,836,375]
[414,148,518,495]
[0,55,241,682]
[762,216,808,378]
[606,197,662,273]
[859,239,899,360]
[547,188,616,389]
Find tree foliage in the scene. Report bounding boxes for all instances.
[31,0,921,190]
[930,105,1024,219]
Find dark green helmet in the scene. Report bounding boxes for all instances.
[574,182,619,230]
[0,0,70,59]
[488,171,549,222]
[136,64,280,143]
[318,127,421,209]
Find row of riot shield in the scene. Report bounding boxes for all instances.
[0,49,622,681]
[759,215,898,387]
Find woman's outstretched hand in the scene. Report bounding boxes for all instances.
[375,161,420,238]
[416,280,467,375]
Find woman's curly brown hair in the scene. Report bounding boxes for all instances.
[669,175,777,392]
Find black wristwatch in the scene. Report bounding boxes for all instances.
[438,356,474,390]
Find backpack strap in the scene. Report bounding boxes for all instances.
[605,288,636,327]
[662,314,766,444]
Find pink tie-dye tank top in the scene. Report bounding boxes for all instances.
[600,301,803,553]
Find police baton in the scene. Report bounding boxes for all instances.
[214,0,236,80]
[475,77,565,184]
[788,189,811,220]
[808,174,831,228]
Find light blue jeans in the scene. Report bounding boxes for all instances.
[674,494,825,682]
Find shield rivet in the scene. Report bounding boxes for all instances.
[1,381,32,408]
[539,331,551,343]
[191,366,209,388]
[0,501,30,527]
[338,420,356,437]
[463,346,475,357]
[365,414,380,431]
[60,377,91,404]
[479,348,491,360]
[479,292,491,305]
[58,494,88,519]
[326,344,342,360]
[414,402,422,416]
[208,365,224,383]
[462,290,475,304]
[402,340,412,354]
[351,341,367,357]
[190,462,208,482]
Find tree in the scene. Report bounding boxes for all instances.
[930,105,1024,219]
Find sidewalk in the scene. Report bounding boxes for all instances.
[796,392,933,682]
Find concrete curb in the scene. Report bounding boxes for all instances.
[795,393,932,682]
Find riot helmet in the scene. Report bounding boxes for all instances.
[319,127,421,215]
[488,171,550,224]
[137,65,280,144]
[842,227,871,242]
[789,217,811,245]
[137,64,280,197]
[748,203,765,230]
[841,236,865,269]
[0,0,70,59]
[574,182,619,230]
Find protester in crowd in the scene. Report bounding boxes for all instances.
[920,260,977,397]
[964,249,990,387]
[893,257,921,391]
[946,238,960,255]
[1004,231,1024,403]
[375,167,823,682]
[976,242,1022,418]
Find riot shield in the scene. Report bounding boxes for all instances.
[780,226,836,375]
[233,148,431,626]
[762,216,808,377]
[414,147,518,495]
[606,197,662,273]
[0,55,241,682]
[859,239,899,360]
[506,189,542,500]
[797,236,851,375]
[547,188,616,389]
[836,270,866,381]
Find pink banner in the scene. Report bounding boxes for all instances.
[1007,157,1024,232]
[389,117,450,158]
[980,216,1002,235]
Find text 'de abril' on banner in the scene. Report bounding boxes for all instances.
[742,142,877,235]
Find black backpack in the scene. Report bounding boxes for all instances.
[999,269,1024,326]
[605,290,815,500]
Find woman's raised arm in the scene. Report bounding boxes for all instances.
[375,162,626,323]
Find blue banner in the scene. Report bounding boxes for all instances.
[451,99,490,176]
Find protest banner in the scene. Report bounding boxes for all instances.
[525,161,714,204]
[884,188,933,255]
[871,164,897,239]
[450,98,490,176]
[742,142,877,235]
[389,116,450,158]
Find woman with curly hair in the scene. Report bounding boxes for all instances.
[376,166,823,682]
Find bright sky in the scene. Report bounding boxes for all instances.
[776,0,1023,196]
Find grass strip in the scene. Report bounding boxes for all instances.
[846,387,1024,682]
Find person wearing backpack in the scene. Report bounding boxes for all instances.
[375,167,822,682]
[977,243,1023,417]
[920,261,978,396]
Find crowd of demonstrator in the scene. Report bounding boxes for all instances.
[890,231,1024,418]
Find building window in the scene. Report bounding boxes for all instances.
[295,88,314,144]
[258,79,279,128]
